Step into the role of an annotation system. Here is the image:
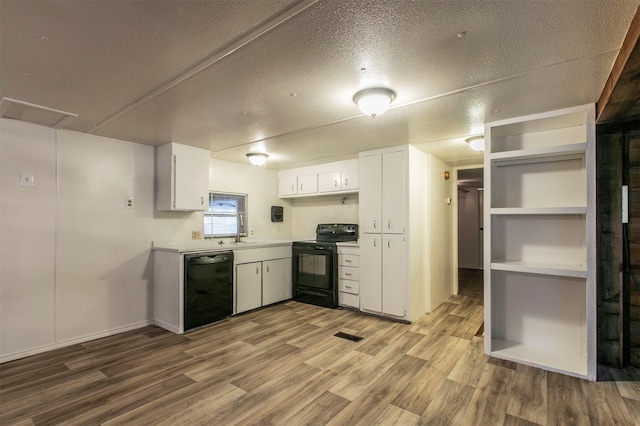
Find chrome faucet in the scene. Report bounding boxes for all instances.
[236,213,244,242]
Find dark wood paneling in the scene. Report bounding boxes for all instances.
[597,128,625,367]
[629,132,640,367]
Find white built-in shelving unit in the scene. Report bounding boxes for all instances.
[484,104,596,380]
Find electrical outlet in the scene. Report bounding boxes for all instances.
[192,230,202,240]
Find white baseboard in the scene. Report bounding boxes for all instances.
[0,320,153,364]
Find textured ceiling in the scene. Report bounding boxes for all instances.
[1,0,638,169]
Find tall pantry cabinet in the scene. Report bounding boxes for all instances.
[483,104,596,380]
[359,145,449,322]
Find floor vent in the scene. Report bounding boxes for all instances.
[334,332,363,342]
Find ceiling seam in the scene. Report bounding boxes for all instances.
[86,0,320,135]
[213,49,620,153]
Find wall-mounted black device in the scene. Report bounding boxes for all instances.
[271,206,283,222]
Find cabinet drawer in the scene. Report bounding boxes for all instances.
[339,266,359,281]
[339,291,359,308]
[339,254,359,267]
[339,279,359,294]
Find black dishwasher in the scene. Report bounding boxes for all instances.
[184,251,233,332]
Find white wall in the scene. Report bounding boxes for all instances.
[427,154,455,310]
[290,194,359,239]
[0,119,294,362]
[208,159,292,239]
[54,130,172,343]
[1,119,57,356]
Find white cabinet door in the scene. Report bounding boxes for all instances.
[278,176,298,196]
[174,155,209,211]
[263,258,292,305]
[382,151,406,234]
[318,171,342,193]
[360,234,382,313]
[359,155,382,233]
[298,174,318,195]
[342,168,359,191]
[383,234,406,318]
[236,262,262,313]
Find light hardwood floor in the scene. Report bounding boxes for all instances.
[1,295,639,425]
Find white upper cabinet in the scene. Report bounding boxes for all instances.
[156,142,209,211]
[381,151,407,234]
[359,151,406,234]
[278,175,298,196]
[277,159,358,198]
[341,168,359,191]
[359,155,382,233]
[297,174,318,195]
[318,170,342,192]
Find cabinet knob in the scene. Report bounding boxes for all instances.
[344,178,348,186]
[291,184,295,191]
[334,179,338,187]
[300,184,303,191]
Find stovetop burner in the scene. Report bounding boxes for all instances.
[315,223,358,243]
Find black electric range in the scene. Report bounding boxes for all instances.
[292,224,358,308]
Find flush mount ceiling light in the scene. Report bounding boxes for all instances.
[353,88,396,118]
[466,136,485,152]
[246,152,269,166]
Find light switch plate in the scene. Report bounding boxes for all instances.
[20,172,34,187]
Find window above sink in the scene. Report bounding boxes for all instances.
[204,192,247,238]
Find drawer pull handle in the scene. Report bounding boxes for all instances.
[345,273,352,276]
[345,285,352,289]
[345,259,352,263]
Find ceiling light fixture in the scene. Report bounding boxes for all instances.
[246,152,269,166]
[466,136,485,152]
[353,88,396,118]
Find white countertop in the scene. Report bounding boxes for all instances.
[336,241,360,247]
[153,239,293,254]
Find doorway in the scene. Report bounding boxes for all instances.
[457,168,484,298]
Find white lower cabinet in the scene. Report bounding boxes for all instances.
[263,258,292,306]
[337,245,360,309]
[360,234,406,318]
[381,234,406,318]
[360,234,382,313]
[235,246,292,314]
[236,262,262,313]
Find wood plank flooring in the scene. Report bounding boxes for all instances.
[1,295,639,425]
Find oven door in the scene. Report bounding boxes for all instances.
[292,243,336,290]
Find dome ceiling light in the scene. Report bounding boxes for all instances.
[466,136,485,152]
[353,88,396,118]
[246,152,269,166]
